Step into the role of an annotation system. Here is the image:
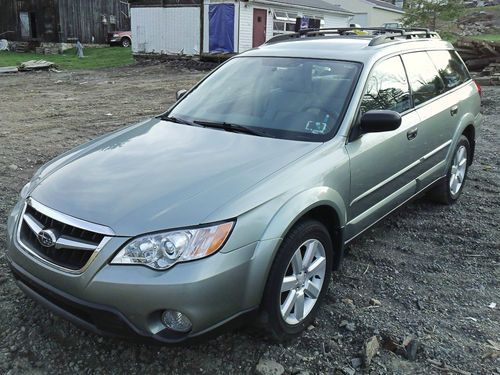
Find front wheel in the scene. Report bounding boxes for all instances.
[430,135,470,205]
[121,37,131,48]
[262,219,333,341]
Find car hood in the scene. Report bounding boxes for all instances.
[30,119,319,236]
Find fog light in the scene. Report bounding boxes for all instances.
[161,310,192,333]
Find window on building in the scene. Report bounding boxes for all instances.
[402,52,446,106]
[360,56,411,114]
[272,10,299,35]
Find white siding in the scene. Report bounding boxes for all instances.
[131,7,200,55]
[323,14,350,28]
[351,13,368,27]
[239,3,254,52]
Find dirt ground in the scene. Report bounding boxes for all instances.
[0,64,498,375]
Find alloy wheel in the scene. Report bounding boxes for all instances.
[280,239,327,325]
[449,145,467,196]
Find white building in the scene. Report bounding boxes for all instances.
[131,0,353,56]
[329,0,405,27]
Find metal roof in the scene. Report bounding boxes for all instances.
[365,0,405,12]
[262,0,353,14]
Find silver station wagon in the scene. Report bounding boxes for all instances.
[6,28,482,343]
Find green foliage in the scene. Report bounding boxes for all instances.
[402,0,465,30]
[0,47,134,70]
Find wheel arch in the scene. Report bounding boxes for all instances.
[462,124,475,164]
[261,187,347,271]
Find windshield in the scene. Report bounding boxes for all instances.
[167,57,361,141]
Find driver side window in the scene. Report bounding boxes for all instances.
[360,56,411,115]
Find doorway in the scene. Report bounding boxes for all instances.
[252,9,267,48]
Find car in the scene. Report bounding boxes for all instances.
[108,31,131,47]
[6,27,482,344]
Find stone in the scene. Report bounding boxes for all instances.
[8,164,18,171]
[362,336,380,367]
[351,357,362,368]
[255,359,285,375]
[369,298,381,306]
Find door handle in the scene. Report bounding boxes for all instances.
[407,127,418,141]
[450,105,459,116]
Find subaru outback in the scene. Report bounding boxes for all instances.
[6,28,482,343]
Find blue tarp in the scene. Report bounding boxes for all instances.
[209,4,235,53]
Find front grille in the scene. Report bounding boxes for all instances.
[19,205,105,271]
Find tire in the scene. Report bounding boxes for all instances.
[430,135,470,205]
[121,37,131,48]
[262,219,333,341]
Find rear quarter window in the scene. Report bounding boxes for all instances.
[428,50,470,90]
[401,52,446,107]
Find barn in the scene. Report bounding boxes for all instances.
[0,0,130,45]
[130,0,353,56]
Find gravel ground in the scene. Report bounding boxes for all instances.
[0,64,498,375]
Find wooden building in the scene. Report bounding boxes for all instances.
[0,0,131,44]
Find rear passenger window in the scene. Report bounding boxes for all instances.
[360,56,411,114]
[428,50,470,90]
[402,52,445,106]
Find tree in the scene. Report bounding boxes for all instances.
[402,0,465,30]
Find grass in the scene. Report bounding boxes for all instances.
[470,33,500,42]
[0,47,134,70]
[464,4,500,14]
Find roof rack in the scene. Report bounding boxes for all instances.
[265,27,441,46]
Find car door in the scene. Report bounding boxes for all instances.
[400,51,462,190]
[345,55,420,240]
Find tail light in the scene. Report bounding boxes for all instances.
[474,80,482,98]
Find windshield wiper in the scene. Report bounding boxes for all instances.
[159,115,194,126]
[193,120,269,137]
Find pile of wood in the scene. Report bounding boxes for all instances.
[455,38,500,72]
[475,62,500,86]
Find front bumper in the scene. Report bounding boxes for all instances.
[6,200,280,343]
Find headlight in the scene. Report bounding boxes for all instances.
[20,182,31,199]
[113,33,119,38]
[111,221,234,270]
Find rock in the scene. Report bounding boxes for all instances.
[351,357,362,368]
[369,298,381,306]
[340,320,355,331]
[255,359,285,375]
[340,366,355,375]
[8,164,18,170]
[416,299,424,310]
[404,338,419,361]
[345,323,355,332]
[342,298,354,305]
[362,336,380,367]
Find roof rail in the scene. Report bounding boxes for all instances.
[265,27,441,46]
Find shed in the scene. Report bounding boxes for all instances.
[0,0,131,45]
[130,0,353,56]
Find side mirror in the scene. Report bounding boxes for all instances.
[176,89,187,100]
[360,110,402,133]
